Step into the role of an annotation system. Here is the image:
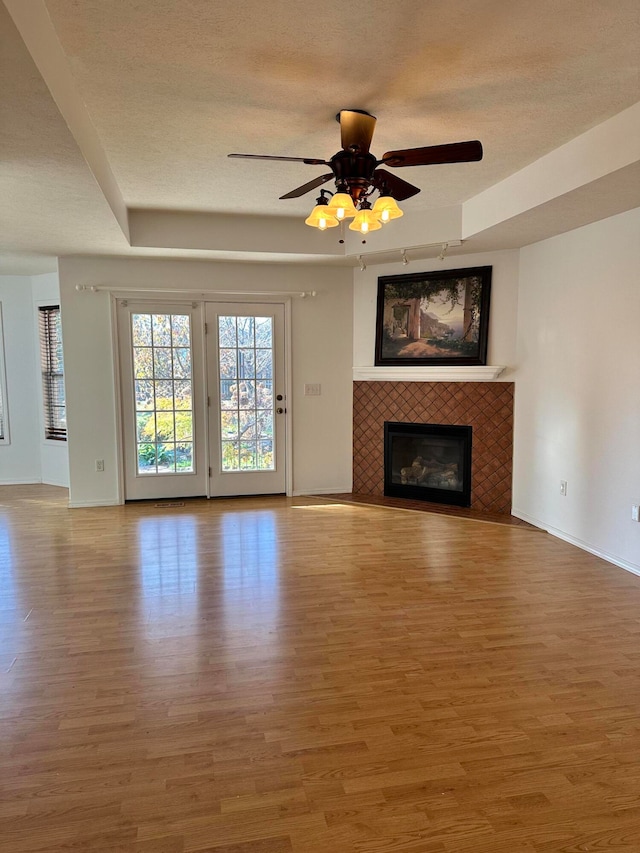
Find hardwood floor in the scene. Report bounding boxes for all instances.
[315,493,540,529]
[2,484,640,852]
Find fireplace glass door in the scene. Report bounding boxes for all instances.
[384,422,472,507]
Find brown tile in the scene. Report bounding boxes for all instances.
[353,382,514,513]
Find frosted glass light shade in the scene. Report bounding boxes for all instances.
[372,196,404,222]
[326,192,357,220]
[349,208,382,234]
[305,205,339,230]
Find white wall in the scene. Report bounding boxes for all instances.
[58,256,353,506]
[513,207,640,573]
[0,272,70,487]
[353,249,520,375]
[0,276,41,483]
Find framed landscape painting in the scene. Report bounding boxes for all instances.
[374,266,492,366]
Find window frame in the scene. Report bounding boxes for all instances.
[38,304,67,442]
[0,303,9,445]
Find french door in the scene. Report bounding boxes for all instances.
[118,299,287,501]
[205,303,286,497]
[118,301,207,500]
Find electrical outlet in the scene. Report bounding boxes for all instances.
[632,505,640,522]
[560,480,567,496]
[304,383,321,396]
[95,459,105,472]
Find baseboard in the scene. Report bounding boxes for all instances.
[68,499,122,508]
[292,486,352,497]
[0,479,68,487]
[512,508,640,577]
[510,509,545,529]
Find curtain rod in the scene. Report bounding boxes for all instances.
[75,285,317,298]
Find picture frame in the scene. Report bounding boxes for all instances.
[374,265,492,366]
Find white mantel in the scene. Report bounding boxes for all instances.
[352,366,506,382]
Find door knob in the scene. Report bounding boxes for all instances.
[276,407,286,414]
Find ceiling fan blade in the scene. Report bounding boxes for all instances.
[228,153,328,165]
[382,140,483,168]
[371,169,421,201]
[338,109,377,153]
[279,173,335,200]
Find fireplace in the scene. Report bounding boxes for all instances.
[384,421,472,507]
[354,382,513,513]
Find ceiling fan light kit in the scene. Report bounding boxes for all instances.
[229,109,483,239]
[325,191,357,220]
[349,199,383,234]
[304,191,339,230]
[371,195,404,222]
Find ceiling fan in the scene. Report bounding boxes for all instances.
[228,109,483,232]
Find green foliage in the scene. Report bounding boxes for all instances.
[138,443,156,465]
[221,438,273,471]
[384,277,483,332]
[424,337,478,355]
[138,442,173,465]
[138,396,192,443]
[384,278,464,304]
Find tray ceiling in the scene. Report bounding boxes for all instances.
[1,0,639,272]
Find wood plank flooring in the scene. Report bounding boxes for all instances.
[315,493,540,529]
[2,484,640,852]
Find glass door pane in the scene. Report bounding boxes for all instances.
[218,315,274,472]
[118,300,206,502]
[131,312,194,475]
[206,302,286,497]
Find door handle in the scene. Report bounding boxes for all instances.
[276,407,286,414]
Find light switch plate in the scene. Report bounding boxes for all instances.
[304,383,321,396]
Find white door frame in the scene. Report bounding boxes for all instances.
[205,301,287,498]
[117,299,208,500]
[111,291,293,504]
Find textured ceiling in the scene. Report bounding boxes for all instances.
[43,0,639,214]
[1,0,639,273]
[0,3,128,272]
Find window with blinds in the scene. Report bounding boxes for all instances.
[38,305,66,441]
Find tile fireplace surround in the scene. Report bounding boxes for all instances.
[353,381,514,514]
